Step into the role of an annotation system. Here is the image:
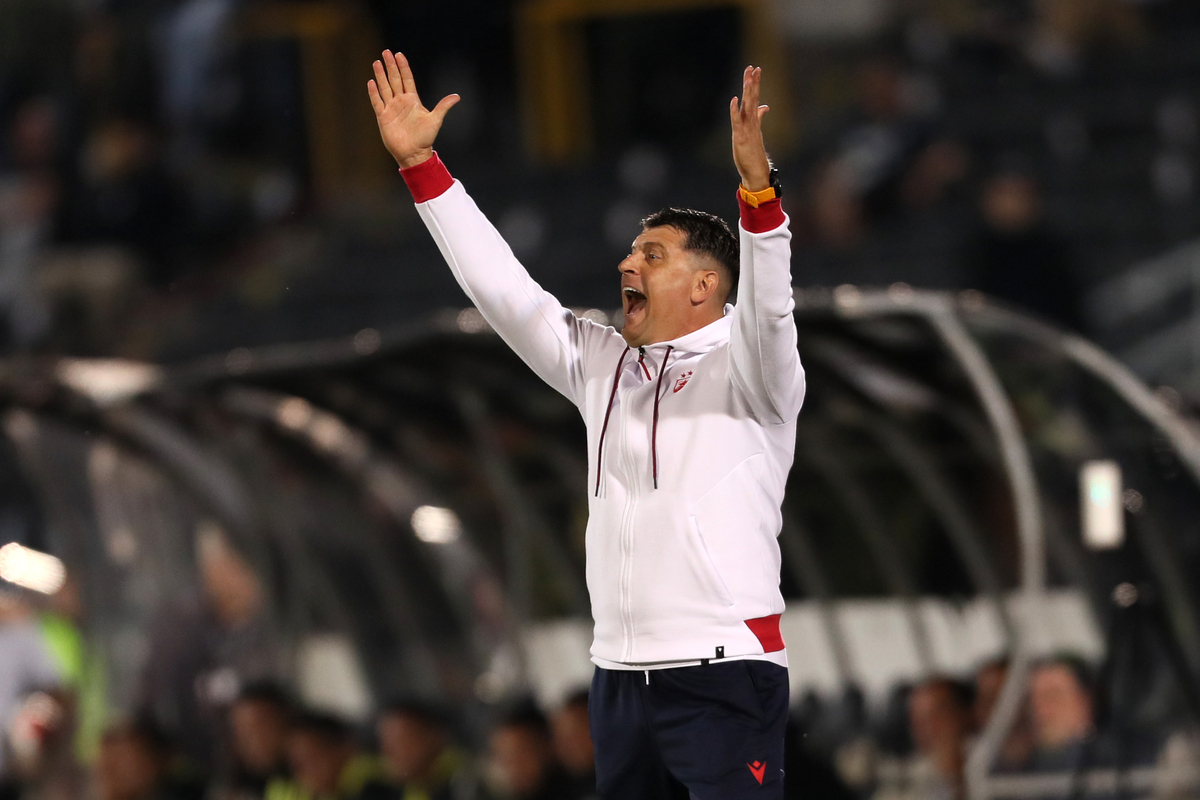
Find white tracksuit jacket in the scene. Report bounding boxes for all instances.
[404,153,805,669]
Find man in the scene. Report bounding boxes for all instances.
[550,691,596,798]
[93,717,205,800]
[1026,657,1096,771]
[377,700,481,800]
[873,678,973,800]
[0,588,62,798]
[265,711,392,800]
[488,703,581,800]
[368,50,803,800]
[214,682,293,800]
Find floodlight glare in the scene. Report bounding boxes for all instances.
[411,506,462,544]
[0,543,67,594]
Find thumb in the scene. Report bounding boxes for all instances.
[757,104,770,121]
[431,93,461,123]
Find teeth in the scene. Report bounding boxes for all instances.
[623,287,644,296]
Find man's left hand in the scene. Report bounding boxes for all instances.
[730,66,771,192]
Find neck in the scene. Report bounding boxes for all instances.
[650,307,724,345]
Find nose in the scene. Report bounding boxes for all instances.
[618,253,639,275]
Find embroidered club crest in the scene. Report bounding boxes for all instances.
[673,371,694,393]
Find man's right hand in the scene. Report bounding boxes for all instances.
[368,50,460,169]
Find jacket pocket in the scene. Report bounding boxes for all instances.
[686,514,736,608]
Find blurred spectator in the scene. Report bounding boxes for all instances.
[139,524,285,769]
[487,702,579,800]
[1026,656,1096,771]
[549,690,595,798]
[0,97,57,348]
[961,166,1082,330]
[830,684,906,796]
[972,658,1032,770]
[95,719,171,800]
[265,710,392,800]
[212,682,293,800]
[1026,0,1147,77]
[874,677,973,800]
[378,699,482,800]
[60,116,179,285]
[94,717,204,800]
[810,57,967,249]
[0,588,62,793]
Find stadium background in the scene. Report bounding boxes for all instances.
[0,0,1199,799]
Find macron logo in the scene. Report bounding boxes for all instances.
[748,760,766,785]
[673,371,694,393]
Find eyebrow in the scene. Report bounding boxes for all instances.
[633,240,666,252]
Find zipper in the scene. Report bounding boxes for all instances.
[637,347,652,379]
[617,377,638,661]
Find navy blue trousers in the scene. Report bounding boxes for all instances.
[589,661,789,800]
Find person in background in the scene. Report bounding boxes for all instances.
[212,682,293,800]
[94,717,205,800]
[550,691,596,799]
[139,523,285,769]
[0,588,62,799]
[487,703,579,800]
[1026,656,1096,771]
[377,699,481,800]
[874,677,974,800]
[972,658,1032,770]
[266,710,392,800]
[961,165,1081,330]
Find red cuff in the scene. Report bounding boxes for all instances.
[738,193,785,234]
[399,151,454,203]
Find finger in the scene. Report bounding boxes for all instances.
[730,96,739,123]
[367,79,385,114]
[397,52,417,95]
[373,60,393,102]
[431,93,460,123]
[757,104,770,121]
[746,67,761,112]
[383,50,404,98]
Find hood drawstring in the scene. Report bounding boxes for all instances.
[651,346,673,489]
[594,344,674,496]
[595,347,630,497]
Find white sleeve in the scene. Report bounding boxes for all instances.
[416,181,618,407]
[729,212,806,424]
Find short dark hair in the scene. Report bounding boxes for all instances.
[290,710,355,744]
[915,676,975,711]
[1033,654,1094,693]
[641,208,739,302]
[380,698,451,732]
[104,714,173,760]
[496,698,551,740]
[236,681,293,713]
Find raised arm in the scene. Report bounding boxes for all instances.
[728,66,806,424]
[369,51,612,405]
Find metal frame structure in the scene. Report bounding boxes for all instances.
[0,289,1198,790]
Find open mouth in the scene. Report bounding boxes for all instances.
[622,286,648,318]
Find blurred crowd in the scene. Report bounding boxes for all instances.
[0,0,1194,360]
[3,564,1200,800]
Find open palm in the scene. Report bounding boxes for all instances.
[368,50,459,169]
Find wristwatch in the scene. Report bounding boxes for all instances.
[738,168,783,207]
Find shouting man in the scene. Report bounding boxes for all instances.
[369,52,804,800]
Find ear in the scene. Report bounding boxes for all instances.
[691,269,721,306]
